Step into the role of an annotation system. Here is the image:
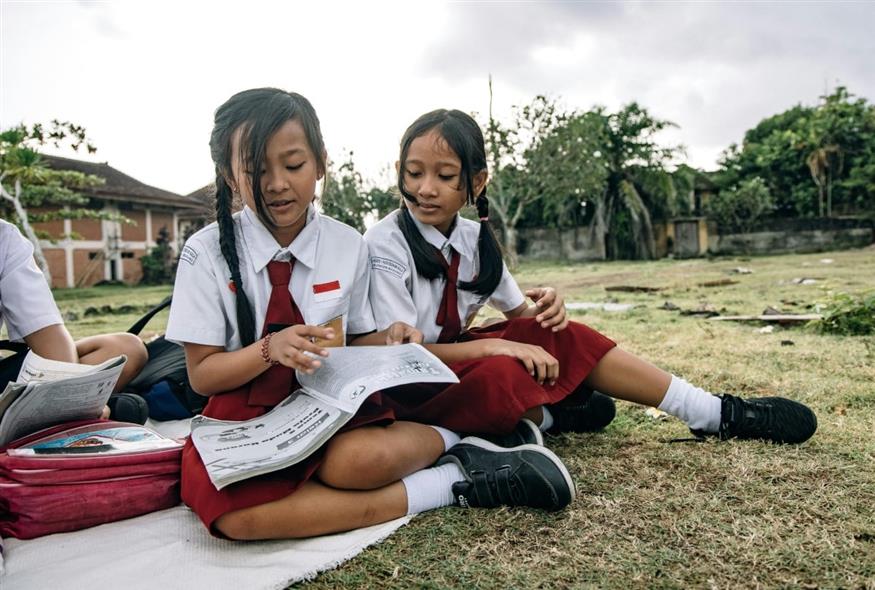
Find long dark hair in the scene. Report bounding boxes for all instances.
[396,109,502,297]
[209,88,326,346]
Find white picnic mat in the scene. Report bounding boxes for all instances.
[0,418,411,589]
[2,506,410,589]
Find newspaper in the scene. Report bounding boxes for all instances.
[190,343,458,490]
[0,351,126,446]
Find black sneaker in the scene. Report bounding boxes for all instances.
[436,437,575,511]
[547,391,616,434]
[107,393,149,425]
[691,394,817,444]
[477,418,544,447]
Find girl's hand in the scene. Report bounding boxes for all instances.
[483,338,559,385]
[526,287,568,332]
[268,325,334,374]
[385,321,424,345]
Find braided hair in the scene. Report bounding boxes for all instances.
[209,88,327,346]
[396,109,502,297]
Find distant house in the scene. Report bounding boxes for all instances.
[178,183,216,241]
[29,155,202,288]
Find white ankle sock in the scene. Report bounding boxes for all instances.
[657,375,722,432]
[402,463,465,515]
[428,425,461,451]
[538,406,554,432]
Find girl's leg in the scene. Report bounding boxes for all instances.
[215,479,408,540]
[213,432,574,540]
[581,346,817,443]
[316,421,447,490]
[583,347,671,407]
[76,333,149,392]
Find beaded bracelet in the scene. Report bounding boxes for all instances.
[261,333,279,366]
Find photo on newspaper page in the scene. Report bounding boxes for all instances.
[190,391,351,490]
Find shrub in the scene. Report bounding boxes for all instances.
[814,291,875,335]
[706,177,775,233]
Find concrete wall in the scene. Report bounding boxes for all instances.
[517,226,606,261]
[709,224,874,255]
[515,217,874,261]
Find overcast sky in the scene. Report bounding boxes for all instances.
[2,1,873,197]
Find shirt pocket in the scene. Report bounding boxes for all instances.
[306,293,351,327]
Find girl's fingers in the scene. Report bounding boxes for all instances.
[287,336,328,358]
[541,306,566,328]
[520,356,535,377]
[552,315,570,332]
[535,359,548,383]
[292,325,336,344]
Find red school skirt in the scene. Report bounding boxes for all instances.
[181,386,393,534]
[381,317,616,433]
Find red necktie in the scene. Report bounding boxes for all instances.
[247,259,306,406]
[435,248,462,343]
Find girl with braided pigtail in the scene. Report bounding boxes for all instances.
[365,108,818,450]
[166,89,581,540]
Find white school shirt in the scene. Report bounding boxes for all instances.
[0,219,63,341]
[166,205,376,351]
[364,210,525,344]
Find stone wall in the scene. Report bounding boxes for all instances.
[515,217,874,261]
[517,226,605,261]
[709,219,874,255]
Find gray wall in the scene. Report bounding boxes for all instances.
[515,217,874,260]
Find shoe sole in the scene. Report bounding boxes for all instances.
[456,436,576,504]
[519,418,545,446]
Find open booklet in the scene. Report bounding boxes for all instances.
[5,421,182,457]
[0,351,126,446]
[190,343,459,490]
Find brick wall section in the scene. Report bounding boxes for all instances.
[30,207,65,240]
[122,210,147,241]
[42,247,67,289]
[151,211,174,242]
[73,249,104,287]
[71,218,102,241]
[122,249,146,284]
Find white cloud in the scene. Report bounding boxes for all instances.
[2,1,872,194]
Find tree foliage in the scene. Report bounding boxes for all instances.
[139,226,175,285]
[485,92,682,261]
[319,151,400,233]
[705,177,775,233]
[718,87,875,218]
[0,121,109,284]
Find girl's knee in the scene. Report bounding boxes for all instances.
[114,333,148,370]
[214,509,262,540]
[319,431,395,489]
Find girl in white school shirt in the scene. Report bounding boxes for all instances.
[364,109,817,446]
[167,89,581,541]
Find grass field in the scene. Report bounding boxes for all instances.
[55,247,875,589]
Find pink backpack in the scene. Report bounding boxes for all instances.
[0,420,183,539]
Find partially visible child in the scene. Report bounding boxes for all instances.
[0,218,149,422]
[166,88,577,541]
[364,109,817,445]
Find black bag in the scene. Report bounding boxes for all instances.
[126,296,205,419]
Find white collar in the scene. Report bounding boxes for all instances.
[407,210,475,260]
[241,205,320,273]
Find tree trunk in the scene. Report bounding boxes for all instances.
[1,179,53,286]
[504,224,519,270]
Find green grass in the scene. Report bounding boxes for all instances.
[56,247,875,589]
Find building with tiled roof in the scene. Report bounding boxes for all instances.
[28,155,203,287]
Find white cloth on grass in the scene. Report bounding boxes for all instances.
[1,506,410,590]
[0,417,410,588]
